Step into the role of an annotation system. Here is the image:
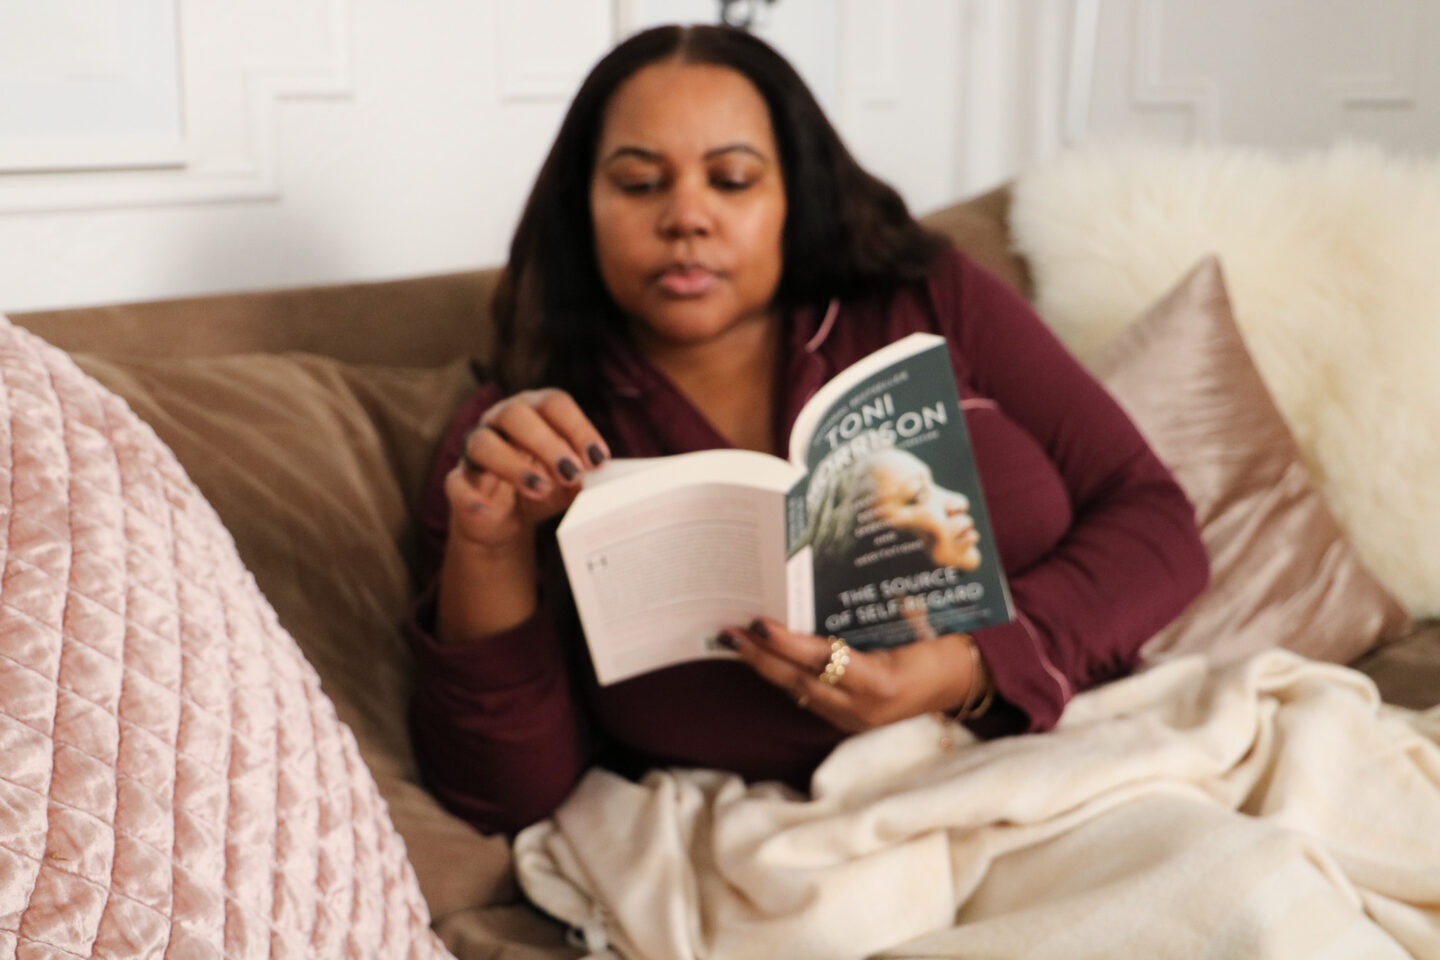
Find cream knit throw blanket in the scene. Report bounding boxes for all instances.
[515,652,1440,959]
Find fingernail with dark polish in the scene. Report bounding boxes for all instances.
[523,472,545,492]
[715,631,740,651]
[587,443,607,467]
[558,457,580,481]
[750,619,771,640]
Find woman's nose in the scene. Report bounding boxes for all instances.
[944,492,970,516]
[659,177,714,238]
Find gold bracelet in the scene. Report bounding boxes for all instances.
[933,635,995,750]
[954,635,994,721]
[955,634,980,714]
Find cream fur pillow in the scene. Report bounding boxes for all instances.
[1012,142,1440,617]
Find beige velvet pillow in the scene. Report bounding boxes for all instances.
[71,353,527,933]
[1092,257,1411,664]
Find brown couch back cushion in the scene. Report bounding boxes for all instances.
[920,187,1032,298]
[19,271,499,367]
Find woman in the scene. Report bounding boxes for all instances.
[801,438,993,656]
[408,25,1209,835]
[806,442,985,578]
[872,447,983,570]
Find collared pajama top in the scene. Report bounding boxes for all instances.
[408,250,1210,834]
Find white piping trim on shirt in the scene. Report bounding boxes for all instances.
[804,298,841,354]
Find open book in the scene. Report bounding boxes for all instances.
[557,332,1014,685]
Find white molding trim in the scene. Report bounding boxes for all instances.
[1066,0,1225,145]
[1064,0,1100,145]
[1128,0,1219,141]
[613,0,644,38]
[1329,0,1421,108]
[1335,81,1417,110]
[1065,0,1428,146]
[497,3,598,103]
[949,0,1074,195]
[854,3,901,107]
[0,0,185,175]
[0,139,187,175]
[953,0,1030,196]
[1032,0,1075,157]
[0,0,356,214]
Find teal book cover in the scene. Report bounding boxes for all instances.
[787,336,1013,649]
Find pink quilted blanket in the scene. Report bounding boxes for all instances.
[0,315,451,958]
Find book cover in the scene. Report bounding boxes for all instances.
[787,336,1012,650]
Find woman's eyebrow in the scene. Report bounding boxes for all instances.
[704,143,766,161]
[600,143,767,164]
[599,146,663,165]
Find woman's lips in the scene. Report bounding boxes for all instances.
[656,265,719,297]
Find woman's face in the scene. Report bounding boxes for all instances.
[590,60,786,351]
[869,449,982,571]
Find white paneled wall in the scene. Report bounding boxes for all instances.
[0,1,611,311]
[0,0,1436,312]
[0,0,183,172]
[1073,0,1440,151]
[834,0,966,214]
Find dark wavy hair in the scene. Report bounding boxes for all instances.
[491,24,948,409]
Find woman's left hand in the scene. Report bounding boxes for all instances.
[722,617,980,733]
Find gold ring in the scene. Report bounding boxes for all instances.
[819,637,850,685]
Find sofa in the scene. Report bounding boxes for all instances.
[6,143,1439,958]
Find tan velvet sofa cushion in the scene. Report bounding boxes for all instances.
[70,351,580,958]
[1092,257,1411,664]
[1350,620,1440,711]
[921,187,1033,298]
[16,270,498,366]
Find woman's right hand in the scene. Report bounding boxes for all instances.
[444,388,610,550]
